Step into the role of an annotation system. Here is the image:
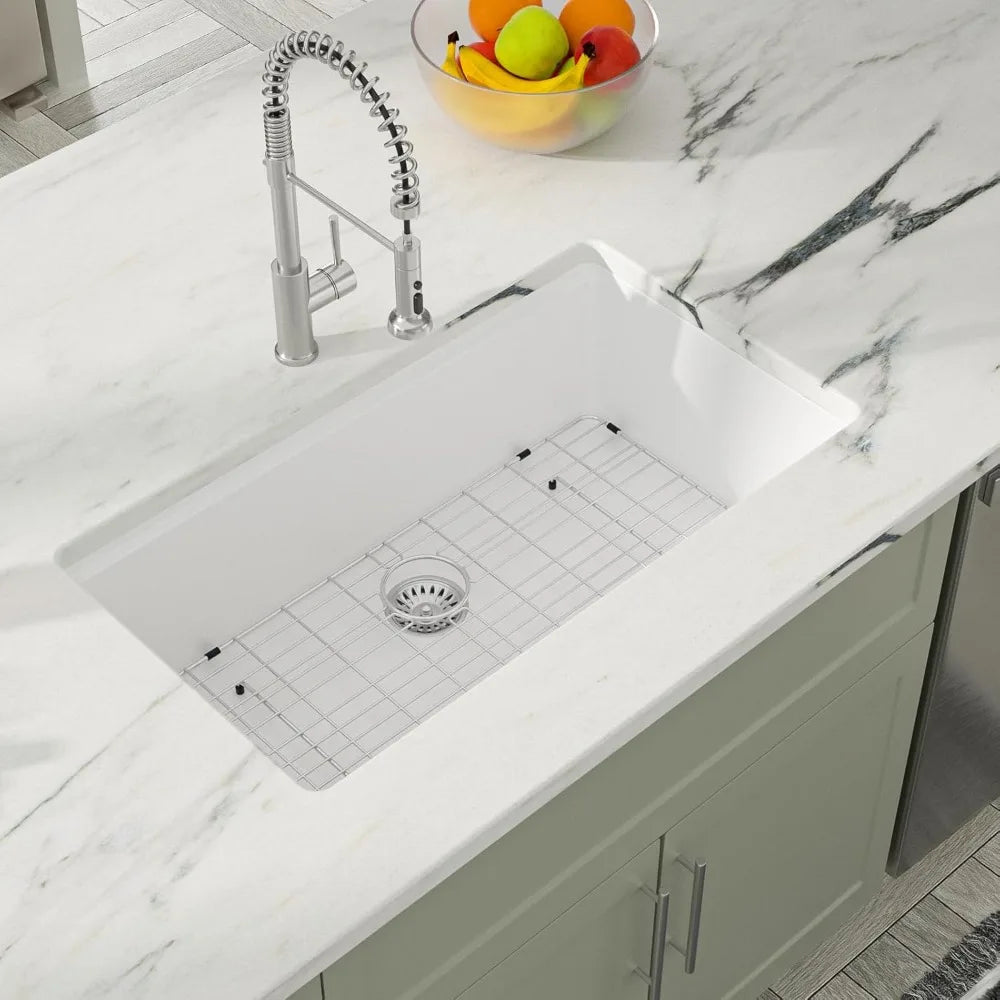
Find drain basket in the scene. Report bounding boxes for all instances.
[380,555,471,634]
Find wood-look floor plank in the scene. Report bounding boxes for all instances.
[56,10,218,107]
[933,857,1000,926]
[77,9,103,32]
[757,992,781,1000]
[83,0,193,60]
[0,132,36,178]
[50,27,244,129]
[976,830,1000,875]
[306,0,368,18]
[71,43,258,136]
[890,896,973,966]
[78,0,137,25]
[771,806,1000,1000]
[247,0,350,29]
[846,934,930,1000]
[184,0,288,47]
[0,112,75,157]
[810,972,877,1000]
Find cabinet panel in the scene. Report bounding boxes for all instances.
[657,627,932,1000]
[320,502,953,1000]
[460,842,659,1000]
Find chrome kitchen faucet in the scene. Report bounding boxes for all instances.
[262,31,432,366]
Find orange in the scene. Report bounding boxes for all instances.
[469,0,541,43]
[558,0,635,52]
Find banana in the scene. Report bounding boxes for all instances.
[440,30,465,80]
[459,41,594,94]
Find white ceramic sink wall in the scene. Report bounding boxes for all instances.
[61,249,853,786]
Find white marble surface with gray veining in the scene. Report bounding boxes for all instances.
[2,0,999,996]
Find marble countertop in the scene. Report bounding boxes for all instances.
[2,0,1000,996]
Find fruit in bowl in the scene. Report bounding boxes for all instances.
[494,7,569,79]
[558,0,634,51]
[411,0,658,153]
[574,24,639,84]
[441,0,640,92]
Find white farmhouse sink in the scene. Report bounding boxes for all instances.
[62,246,854,790]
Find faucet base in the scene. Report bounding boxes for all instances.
[274,344,319,366]
[388,308,433,341]
[271,258,318,365]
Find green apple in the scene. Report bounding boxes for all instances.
[495,7,569,80]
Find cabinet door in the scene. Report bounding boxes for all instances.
[460,841,660,1000]
[655,627,931,1000]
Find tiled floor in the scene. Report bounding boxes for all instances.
[0,0,364,176]
[3,3,997,997]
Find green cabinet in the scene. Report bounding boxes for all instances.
[454,628,930,1000]
[657,628,930,1000]
[316,500,955,1000]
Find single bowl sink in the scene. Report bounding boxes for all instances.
[62,245,854,791]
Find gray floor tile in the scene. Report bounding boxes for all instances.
[0,132,37,177]
[185,0,288,46]
[78,0,136,24]
[846,934,930,1000]
[977,829,1000,875]
[933,857,1000,926]
[50,27,244,130]
[71,43,258,137]
[0,113,75,157]
[809,972,877,1000]
[890,896,973,966]
[83,0,193,59]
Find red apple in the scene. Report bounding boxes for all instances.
[467,39,499,63]
[574,25,639,85]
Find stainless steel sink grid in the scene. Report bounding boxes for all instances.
[182,416,724,790]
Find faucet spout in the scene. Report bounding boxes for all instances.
[261,30,432,366]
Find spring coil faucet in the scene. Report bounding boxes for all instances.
[262,30,432,365]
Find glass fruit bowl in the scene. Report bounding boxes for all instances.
[411,0,659,154]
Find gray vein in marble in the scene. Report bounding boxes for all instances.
[702,125,937,304]
[89,940,176,999]
[681,70,759,182]
[823,319,914,457]
[887,173,1000,243]
[673,254,704,299]
[0,685,181,843]
[852,10,991,68]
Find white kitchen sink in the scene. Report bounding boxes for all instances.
[62,245,855,791]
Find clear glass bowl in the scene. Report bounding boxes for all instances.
[411,0,659,154]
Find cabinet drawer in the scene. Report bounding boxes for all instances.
[320,500,954,1000]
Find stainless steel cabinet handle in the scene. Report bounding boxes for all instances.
[668,856,707,974]
[979,465,1000,507]
[636,886,670,1000]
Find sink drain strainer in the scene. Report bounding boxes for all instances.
[380,555,471,634]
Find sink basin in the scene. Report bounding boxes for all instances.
[62,245,854,791]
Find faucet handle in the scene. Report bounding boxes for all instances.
[329,214,343,265]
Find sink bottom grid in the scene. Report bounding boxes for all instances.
[183,416,725,790]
